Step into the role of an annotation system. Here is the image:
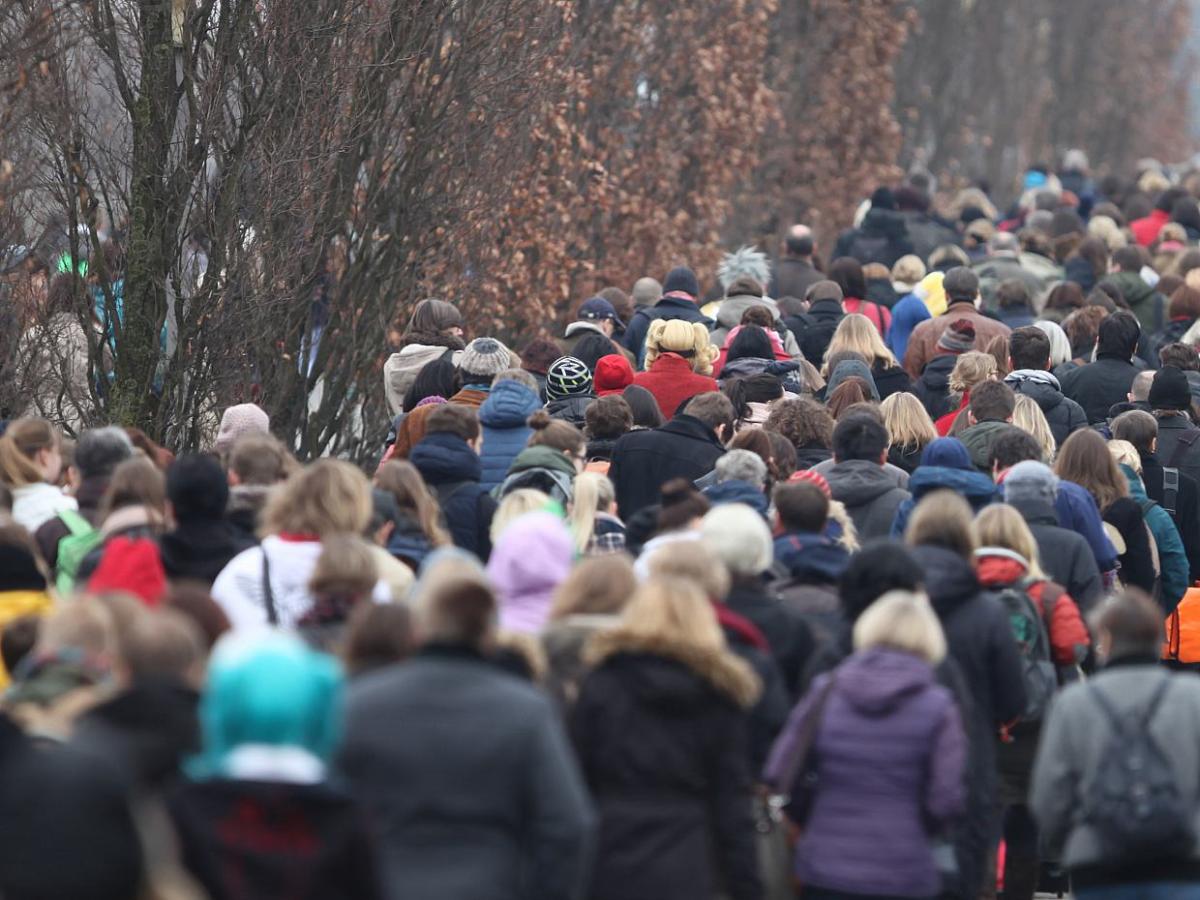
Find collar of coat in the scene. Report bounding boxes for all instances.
[585,628,761,708]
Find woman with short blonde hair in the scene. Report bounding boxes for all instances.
[213,460,384,631]
[574,577,762,898]
[853,590,946,664]
[1012,394,1056,463]
[881,391,937,473]
[904,490,977,560]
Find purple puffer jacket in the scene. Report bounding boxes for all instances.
[764,646,966,898]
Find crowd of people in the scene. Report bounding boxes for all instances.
[5,153,1200,899]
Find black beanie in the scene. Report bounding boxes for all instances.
[662,266,700,298]
[870,187,897,211]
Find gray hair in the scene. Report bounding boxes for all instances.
[632,277,663,306]
[74,427,135,480]
[988,231,1020,255]
[492,368,539,391]
[1130,369,1155,402]
[714,449,768,488]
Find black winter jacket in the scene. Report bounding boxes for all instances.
[622,295,714,366]
[834,208,914,268]
[1004,369,1087,448]
[410,432,498,560]
[571,642,761,900]
[1006,495,1105,612]
[1153,413,1200,489]
[1142,451,1200,583]
[1059,354,1140,424]
[725,577,816,700]
[609,415,726,519]
[914,353,958,420]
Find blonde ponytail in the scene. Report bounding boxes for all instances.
[569,471,606,553]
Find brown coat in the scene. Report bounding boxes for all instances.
[902,301,1012,377]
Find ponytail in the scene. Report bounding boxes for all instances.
[0,418,59,488]
[569,472,604,553]
[527,410,585,454]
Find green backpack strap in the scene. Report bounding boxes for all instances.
[57,508,92,537]
[55,509,101,595]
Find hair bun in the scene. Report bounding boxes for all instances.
[527,409,553,430]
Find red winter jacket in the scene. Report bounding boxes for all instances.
[976,552,1091,666]
[632,352,718,420]
[1130,209,1170,247]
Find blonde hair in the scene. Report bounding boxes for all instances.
[949,350,998,393]
[550,554,637,619]
[853,590,946,664]
[0,418,59,488]
[375,460,451,548]
[892,255,927,287]
[1108,439,1142,474]
[1012,394,1056,463]
[261,459,372,538]
[491,489,551,542]
[36,600,117,661]
[974,504,1046,579]
[644,319,719,375]
[1087,215,1127,253]
[309,534,378,601]
[568,472,608,553]
[823,313,897,374]
[828,500,859,553]
[880,391,937,452]
[905,490,977,559]
[644,539,731,600]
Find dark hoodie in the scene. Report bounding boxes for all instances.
[1004,369,1087,447]
[770,532,848,646]
[410,432,497,559]
[545,394,593,429]
[823,460,911,541]
[958,420,1024,472]
[914,353,958,420]
[161,518,254,586]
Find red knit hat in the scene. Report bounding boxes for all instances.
[788,468,832,498]
[87,537,167,607]
[594,354,634,396]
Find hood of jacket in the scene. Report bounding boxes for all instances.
[1005,369,1066,413]
[836,646,936,716]
[720,356,800,380]
[909,464,998,503]
[824,459,904,506]
[918,352,957,389]
[826,359,880,399]
[507,443,577,479]
[702,479,769,516]
[773,532,849,582]
[544,394,593,424]
[861,207,908,238]
[807,298,845,322]
[487,511,574,635]
[563,320,606,340]
[975,550,1030,589]
[910,543,980,616]
[716,294,779,329]
[479,379,542,429]
[1105,271,1154,310]
[958,420,1017,468]
[588,630,760,709]
[409,431,482,485]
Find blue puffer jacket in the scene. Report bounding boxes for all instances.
[478,381,541,492]
[890,465,998,537]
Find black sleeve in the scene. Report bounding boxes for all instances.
[1109,500,1157,594]
[476,491,498,562]
[708,712,763,900]
[1179,486,1200,584]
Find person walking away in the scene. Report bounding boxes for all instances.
[1032,590,1200,900]
[383,298,465,416]
[572,577,762,900]
[0,418,75,533]
[764,590,966,900]
[1059,312,1143,424]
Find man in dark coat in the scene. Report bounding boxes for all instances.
[894,184,960,262]
[1060,311,1142,424]
[35,426,134,568]
[822,414,910,541]
[409,405,498,560]
[770,224,824,301]
[1004,326,1087,448]
[1112,409,1200,584]
[338,569,593,900]
[833,187,914,268]
[622,266,714,367]
[609,392,732,519]
[1148,366,1200,488]
[789,280,845,372]
[159,454,254,586]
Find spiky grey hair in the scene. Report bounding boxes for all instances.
[717,245,771,290]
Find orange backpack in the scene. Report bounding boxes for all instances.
[1163,584,1200,663]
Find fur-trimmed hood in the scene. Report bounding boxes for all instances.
[586,629,760,708]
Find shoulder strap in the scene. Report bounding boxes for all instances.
[773,675,838,792]
[1089,684,1126,734]
[57,508,92,537]
[1143,675,1172,725]
[1163,467,1180,517]
[260,550,278,626]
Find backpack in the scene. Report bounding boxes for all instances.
[55,509,103,595]
[793,310,843,366]
[992,577,1058,724]
[495,466,573,508]
[1135,497,1164,604]
[1084,678,1196,863]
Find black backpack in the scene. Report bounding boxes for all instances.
[991,578,1058,724]
[793,310,844,367]
[1084,678,1196,863]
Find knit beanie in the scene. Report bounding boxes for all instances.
[1001,460,1059,505]
[415,395,447,409]
[662,266,700,298]
[545,356,594,400]
[936,319,977,354]
[870,187,897,211]
[594,354,634,396]
[788,469,831,498]
[458,337,512,380]
[215,403,269,453]
[1150,366,1192,412]
[919,437,972,470]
